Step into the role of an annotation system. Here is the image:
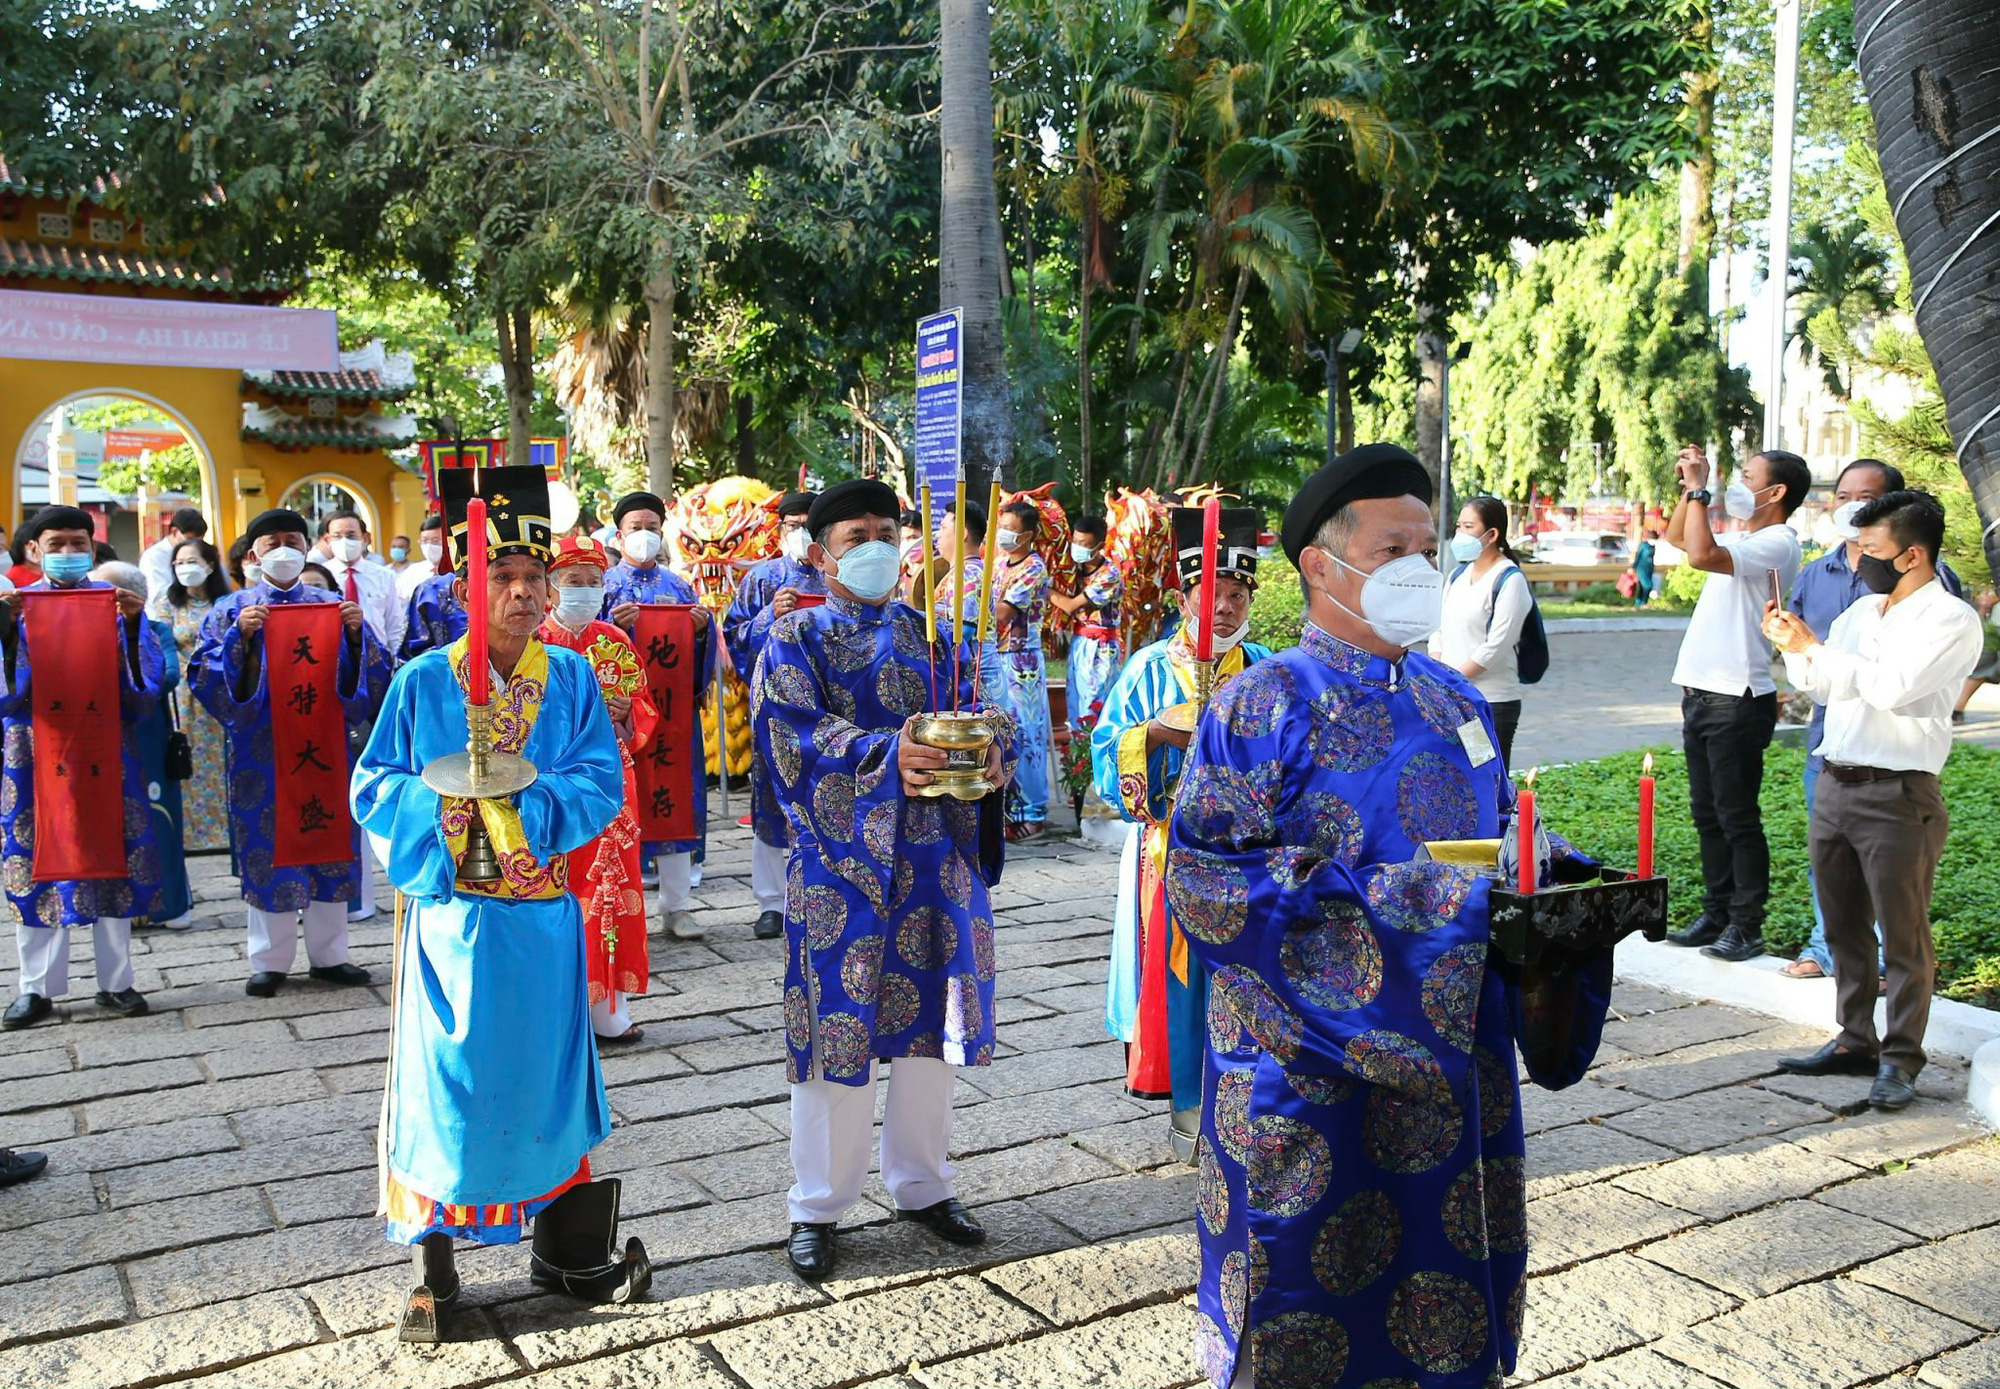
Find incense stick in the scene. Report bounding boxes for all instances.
[920,483,939,713]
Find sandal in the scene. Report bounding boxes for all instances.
[1780,959,1826,980]
[598,1026,644,1046]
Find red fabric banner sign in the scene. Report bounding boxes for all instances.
[633,604,698,842]
[266,603,355,868]
[25,589,125,881]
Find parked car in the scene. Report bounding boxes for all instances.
[1531,531,1630,565]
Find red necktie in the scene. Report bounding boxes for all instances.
[343,566,359,603]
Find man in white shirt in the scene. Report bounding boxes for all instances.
[139,507,209,603]
[1662,445,1810,963]
[1765,490,1982,1110]
[398,515,448,603]
[318,510,407,653]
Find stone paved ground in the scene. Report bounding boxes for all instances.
[1,823,1995,1389]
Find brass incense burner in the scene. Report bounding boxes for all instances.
[422,702,539,881]
[909,710,1001,801]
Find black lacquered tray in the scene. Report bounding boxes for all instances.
[1487,861,1668,969]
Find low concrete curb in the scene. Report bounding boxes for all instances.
[1612,935,2000,1129]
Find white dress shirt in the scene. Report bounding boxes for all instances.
[1671,524,1802,696]
[1429,558,1532,701]
[396,559,438,603]
[1783,576,1983,774]
[322,554,406,652]
[139,535,179,604]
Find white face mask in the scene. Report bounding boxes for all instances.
[622,529,664,563]
[781,527,810,562]
[259,546,306,586]
[1190,613,1249,654]
[554,584,604,625]
[174,561,212,588]
[330,536,366,563]
[244,560,263,585]
[1832,500,1866,541]
[1070,542,1100,565]
[1723,480,1764,521]
[420,539,445,565]
[1317,548,1443,649]
[996,528,1024,552]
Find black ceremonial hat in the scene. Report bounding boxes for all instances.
[243,508,312,544]
[438,465,553,569]
[1171,507,1262,587]
[777,490,816,518]
[806,479,901,538]
[613,491,666,525]
[1280,443,1433,565]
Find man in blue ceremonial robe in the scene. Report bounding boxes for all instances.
[1166,446,1612,1389]
[353,465,648,1343]
[601,491,714,938]
[1092,506,1271,1159]
[752,479,1014,1283]
[190,508,392,997]
[401,568,468,662]
[722,490,822,940]
[0,507,166,1029]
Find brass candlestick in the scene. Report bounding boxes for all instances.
[422,701,539,881]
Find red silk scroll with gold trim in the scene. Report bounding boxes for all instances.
[265,602,355,868]
[633,603,697,842]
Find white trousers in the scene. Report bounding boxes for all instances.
[246,900,350,974]
[750,836,788,915]
[16,918,134,998]
[655,852,693,914]
[788,1056,956,1225]
[591,991,633,1038]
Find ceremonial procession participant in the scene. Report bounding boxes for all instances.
[602,491,713,937]
[191,508,392,997]
[722,491,822,940]
[1049,512,1125,733]
[753,478,1015,1282]
[0,507,166,1029]
[1767,490,1984,1110]
[538,534,657,1043]
[139,507,209,605]
[1091,506,1269,1160]
[1167,444,1613,1389]
[319,510,407,653]
[398,515,448,603]
[353,465,649,1343]
[994,500,1052,841]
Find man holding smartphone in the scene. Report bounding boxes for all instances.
[1662,445,1810,962]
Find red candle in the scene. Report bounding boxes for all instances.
[1516,771,1538,895]
[465,496,490,705]
[1194,497,1220,661]
[1637,752,1656,878]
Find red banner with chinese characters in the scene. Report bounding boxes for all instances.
[24,589,125,881]
[265,603,355,868]
[633,604,698,842]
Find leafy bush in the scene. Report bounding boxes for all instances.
[1531,743,2000,1003]
[1247,554,1305,651]
[1661,563,1709,606]
[1570,581,1627,605]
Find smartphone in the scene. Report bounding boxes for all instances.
[1766,568,1782,610]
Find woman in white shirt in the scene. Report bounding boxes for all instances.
[1431,496,1534,767]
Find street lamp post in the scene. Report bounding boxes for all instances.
[1764,0,1802,452]
[1321,327,1364,465]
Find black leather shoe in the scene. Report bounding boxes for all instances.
[0,1149,48,1186]
[1666,913,1726,947]
[2,993,51,1030]
[94,988,149,1017]
[1700,926,1766,962]
[399,1232,459,1345]
[245,972,285,998]
[788,1222,836,1281]
[1778,1040,1878,1076]
[308,963,373,987]
[754,910,784,940]
[1869,1064,1919,1111]
[896,1198,986,1246]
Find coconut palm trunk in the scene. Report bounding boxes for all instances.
[940,0,1015,491]
[1855,0,2000,561]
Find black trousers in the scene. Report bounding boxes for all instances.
[1489,699,1522,772]
[1681,689,1778,930]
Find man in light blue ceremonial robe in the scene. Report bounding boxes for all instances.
[600,490,714,937]
[752,479,1015,1286]
[352,465,649,1343]
[1166,445,1613,1389]
[1092,506,1270,1161]
[723,489,821,940]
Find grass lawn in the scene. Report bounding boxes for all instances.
[1538,599,1689,620]
[1532,743,2000,1008]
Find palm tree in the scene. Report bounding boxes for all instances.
[1786,220,1893,398]
[1855,0,2000,566]
[941,0,1015,490]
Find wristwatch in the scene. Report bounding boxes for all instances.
[1685,487,1712,504]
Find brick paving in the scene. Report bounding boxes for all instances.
[0,818,1994,1388]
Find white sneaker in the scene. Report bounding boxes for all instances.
[666,909,705,941]
[348,902,378,923]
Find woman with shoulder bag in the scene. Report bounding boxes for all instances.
[1430,496,1536,768]
[151,538,232,855]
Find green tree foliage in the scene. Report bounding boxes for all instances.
[1454,189,1756,503]
[1787,219,1892,399]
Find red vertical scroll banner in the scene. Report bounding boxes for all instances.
[633,603,698,842]
[24,589,124,881]
[265,603,356,868]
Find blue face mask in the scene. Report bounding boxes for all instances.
[830,539,901,602]
[390,545,409,562]
[41,552,94,586]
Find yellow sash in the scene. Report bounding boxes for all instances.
[442,637,567,901]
